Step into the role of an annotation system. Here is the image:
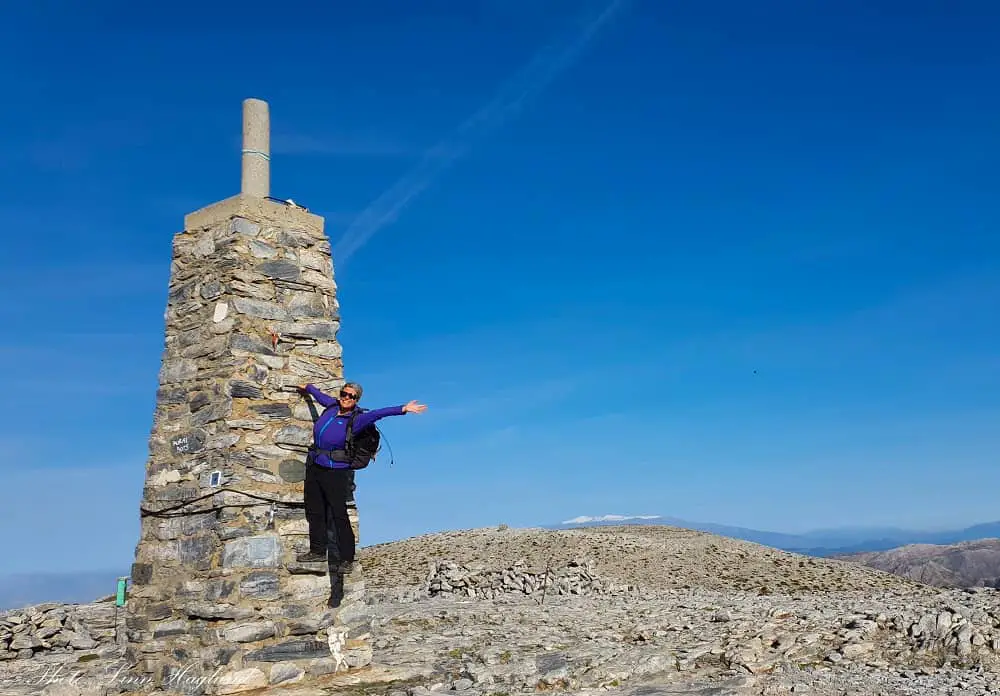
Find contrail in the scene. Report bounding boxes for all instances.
[332,0,630,264]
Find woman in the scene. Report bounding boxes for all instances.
[295,382,427,580]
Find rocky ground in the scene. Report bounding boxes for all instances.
[6,525,1000,695]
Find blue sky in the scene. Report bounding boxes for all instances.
[1,0,999,574]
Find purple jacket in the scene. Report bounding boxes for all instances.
[304,384,405,468]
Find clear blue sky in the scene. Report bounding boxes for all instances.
[1,0,999,574]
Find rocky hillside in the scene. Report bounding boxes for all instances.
[359,524,936,596]
[8,524,1000,696]
[836,538,1000,588]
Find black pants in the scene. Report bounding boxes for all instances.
[303,464,355,562]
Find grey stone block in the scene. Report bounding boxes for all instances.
[230,217,260,237]
[256,260,301,281]
[200,279,224,300]
[240,572,280,599]
[244,638,330,662]
[278,459,306,483]
[160,358,198,384]
[229,380,264,399]
[223,621,276,643]
[223,535,281,569]
[170,429,207,455]
[274,321,340,340]
[275,425,312,447]
[232,296,289,320]
[252,403,292,419]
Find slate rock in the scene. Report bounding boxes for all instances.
[232,297,289,320]
[304,342,343,359]
[251,403,292,419]
[151,620,188,638]
[170,429,207,456]
[152,512,217,542]
[205,579,238,601]
[183,603,255,621]
[230,333,277,356]
[9,634,41,650]
[275,425,312,447]
[249,240,278,259]
[243,638,330,662]
[278,459,306,483]
[200,279,224,300]
[247,363,269,384]
[188,391,210,412]
[168,281,196,305]
[288,294,327,319]
[131,563,153,585]
[223,621,276,643]
[177,534,217,570]
[222,535,281,569]
[190,401,231,427]
[157,387,189,405]
[240,571,281,599]
[281,604,309,620]
[160,358,198,384]
[144,603,172,621]
[274,321,340,340]
[269,662,305,685]
[277,229,314,248]
[230,217,260,237]
[232,279,275,301]
[285,609,336,636]
[256,260,301,282]
[229,381,263,399]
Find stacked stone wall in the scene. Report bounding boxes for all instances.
[125,211,371,693]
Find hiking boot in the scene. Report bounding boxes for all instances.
[336,560,360,575]
[328,574,345,608]
[296,550,326,563]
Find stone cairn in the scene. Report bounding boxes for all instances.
[123,99,371,694]
[426,559,637,600]
[0,601,115,661]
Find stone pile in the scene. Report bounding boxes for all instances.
[125,192,371,689]
[708,600,1000,675]
[0,600,118,661]
[906,595,1000,660]
[426,559,636,600]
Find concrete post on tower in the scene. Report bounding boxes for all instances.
[241,98,270,199]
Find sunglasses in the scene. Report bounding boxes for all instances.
[339,390,359,400]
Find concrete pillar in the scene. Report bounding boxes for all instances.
[242,98,270,198]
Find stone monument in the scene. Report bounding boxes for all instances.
[123,98,371,693]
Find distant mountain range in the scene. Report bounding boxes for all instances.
[550,514,1000,557]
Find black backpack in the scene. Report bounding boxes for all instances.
[344,408,381,470]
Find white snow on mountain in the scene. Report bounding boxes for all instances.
[560,514,664,525]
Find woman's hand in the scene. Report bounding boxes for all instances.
[403,400,427,414]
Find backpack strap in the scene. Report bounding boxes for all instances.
[344,408,360,456]
[344,407,372,458]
